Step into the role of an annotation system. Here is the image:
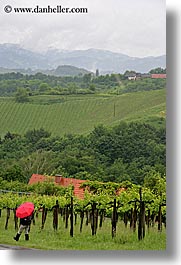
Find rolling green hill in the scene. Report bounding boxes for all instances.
[0,89,166,137]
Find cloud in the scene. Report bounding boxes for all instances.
[0,0,166,57]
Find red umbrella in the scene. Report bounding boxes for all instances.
[16,202,34,218]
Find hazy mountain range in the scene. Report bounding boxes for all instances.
[0,65,90,77]
[0,43,166,75]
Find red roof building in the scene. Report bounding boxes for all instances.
[151,74,166,79]
[28,174,86,199]
[28,174,127,200]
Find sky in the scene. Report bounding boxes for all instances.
[0,0,166,57]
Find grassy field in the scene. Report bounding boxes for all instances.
[0,209,166,250]
[0,89,166,137]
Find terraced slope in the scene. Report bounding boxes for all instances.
[0,90,166,137]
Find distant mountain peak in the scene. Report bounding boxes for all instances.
[0,43,166,73]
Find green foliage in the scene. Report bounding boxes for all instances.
[149,68,166,74]
[105,158,130,182]
[0,176,166,214]
[15,88,30,103]
[0,118,166,185]
[28,181,67,196]
[0,163,24,182]
[0,177,29,192]
[143,173,166,212]
[25,128,51,144]
[0,134,27,159]
[89,122,165,184]
[19,150,58,181]
[0,70,166,97]
[122,78,166,93]
[124,70,136,76]
[0,177,71,197]
[38,82,50,92]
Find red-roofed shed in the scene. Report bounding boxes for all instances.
[151,74,166,79]
[28,174,86,199]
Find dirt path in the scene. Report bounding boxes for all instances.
[0,244,38,250]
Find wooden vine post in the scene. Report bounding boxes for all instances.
[128,188,154,240]
[91,202,97,236]
[80,211,84,233]
[124,211,128,228]
[14,207,18,230]
[41,205,48,229]
[85,210,89,226]
[5,208,10,230]
[112,198,117,238]
[157,191,165,232]
[157,191,166,231]
[158,205,162,231]
[74,213,77,225]
[95,208,99,233]
[52,200,59,231]
[129,201,137,232]
[99,209,104,228]
[138,188,145,240]
[147,209,151,231]
[65,205,69,229]
[133,201,137,232]
[130,208,133,229]
[70,197,73,237]
[32,212,35,225]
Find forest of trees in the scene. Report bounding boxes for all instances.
[0,68,166,100]
[0,122,166,185]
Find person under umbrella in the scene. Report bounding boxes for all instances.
[14,202,34,241]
